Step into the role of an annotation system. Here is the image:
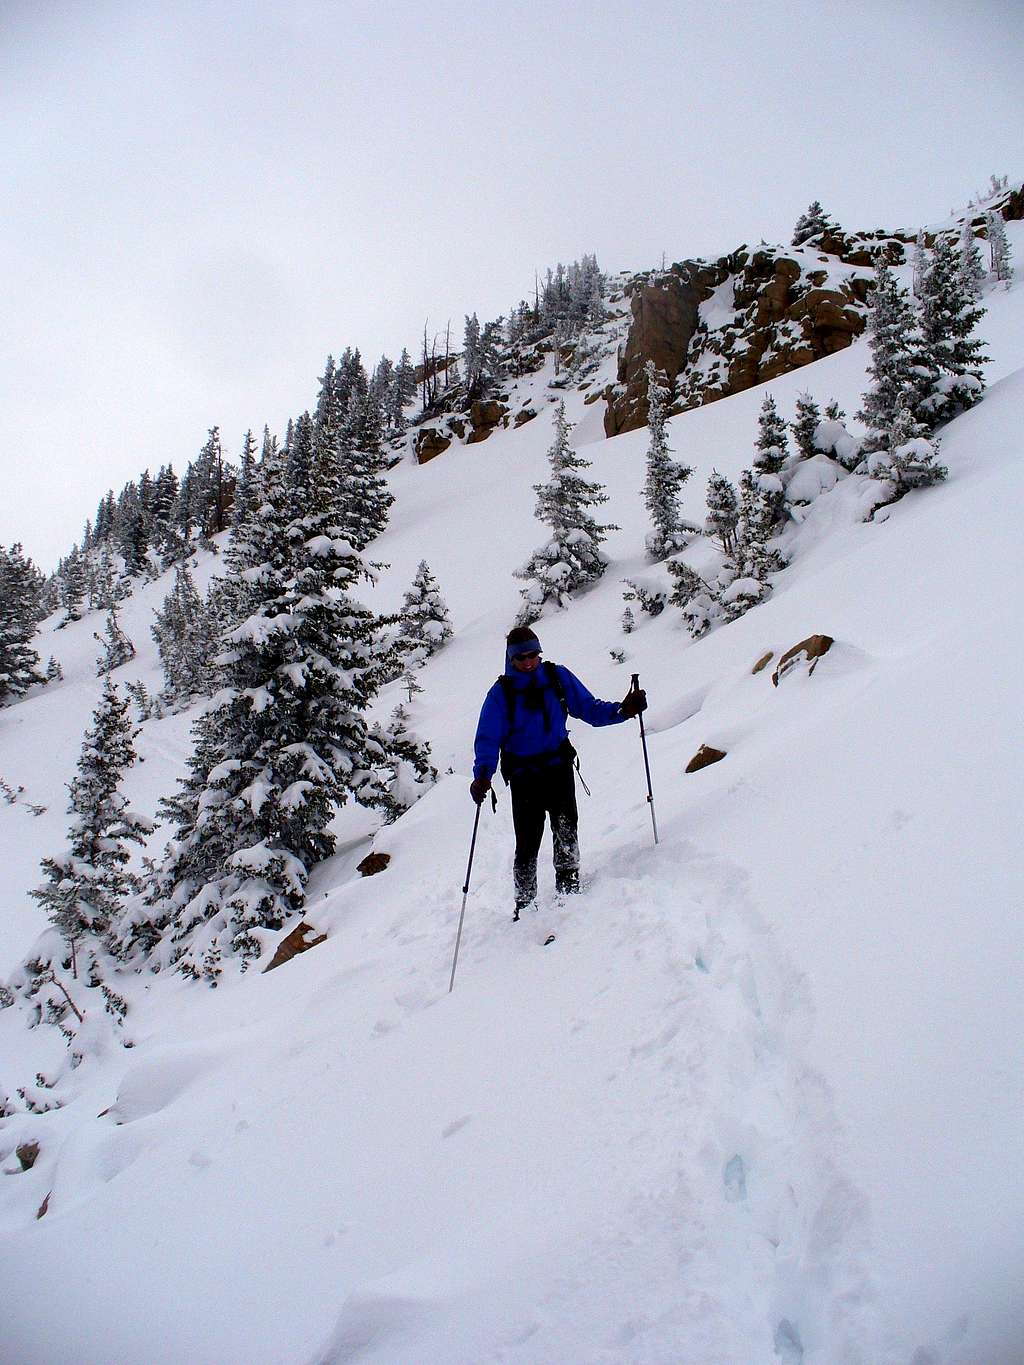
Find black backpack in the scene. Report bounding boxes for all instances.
[495,662,577,783]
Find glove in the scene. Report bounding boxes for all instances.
[470,777,491,805]
[620,688,647,719]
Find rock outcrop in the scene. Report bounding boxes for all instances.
[414,427,452,464]
[263,920,328,973]
[772,634,834,686]
[603,229,908,436]
[356,852,391,877]
[685,744,727,774]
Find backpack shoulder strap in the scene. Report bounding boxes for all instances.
[544,661,569,718]
[497,674,515,726]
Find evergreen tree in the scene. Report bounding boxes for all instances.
[857,258,931,450]
[911,229,928,298]
[667,561,721,639]
[792,201,838,246]
[396,560,453,668]
[515,402,617,624]
[389,348,417,432]
[884,405,948,493]
[286,411,316,516]
[130,423,395,977]
[790,392,823,461]
[336,416,394,552]
[94,607,136,676]
[749,394,790,533]
[231,430,259,530]
[86,545,117,612]
[0,544,46,705]
[704,471,740,556]
[112,482,149,575]
[58,552,87,626]
[918,235,988,424]
[463,314,486,400]
[32,677,150,972]
[370,704,437,821]
[152,564,219,705]
[150,465,180,557]
[986,211,1013,285]
[958,223,986,300]
[641,362,692,560]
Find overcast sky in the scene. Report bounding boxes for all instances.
[3,0,1022,568]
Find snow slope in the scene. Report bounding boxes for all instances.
[1,225,1022,1364]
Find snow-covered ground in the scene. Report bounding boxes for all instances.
[1,222,1022,1364]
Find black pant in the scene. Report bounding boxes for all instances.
[509,757,580,907]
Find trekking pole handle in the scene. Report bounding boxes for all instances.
[630,672,641,693]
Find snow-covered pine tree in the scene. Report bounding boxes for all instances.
[370,704,437,821]
[748,393,790,534]
[151,563,218,706]
[86,544,118,612]
[515,401,617,624]
[884,404,948,493]
[150,465,180,559]
[389,348,417,433]
[231,430,259,530]
[331,392,394,553]
[126,419,394,978]
[667,561,721,639]
[642,362,692,560]
[396,560,453,668]
[958,223,986,301]
[790,392,823,461]
[94,607,136,676]
[857,258,932,451]
[31,676,151,987]
[704,471,740,557]
[792,201,838,246]
[918,234,988,424]
[0,543,46,706]
[720,466,785,620]
[911,228,928,298]
[985,210,1013,285]
[57,551,87,626]
[400,663,423,704]
[285,411,315,515]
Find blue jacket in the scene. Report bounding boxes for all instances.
[473,659,626,781]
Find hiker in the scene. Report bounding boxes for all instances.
[471,626,647,918]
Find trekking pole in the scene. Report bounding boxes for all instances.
[449,790,495,993]
[631,673,659,846]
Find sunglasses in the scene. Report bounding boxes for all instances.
[514,650,541,661]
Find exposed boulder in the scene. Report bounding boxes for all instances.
[772,634,834,686]
[685,744,727,773]
[752,651,774,675]
[16,1141,39,1171]
[262,920,327,974]
[414,427,452,464]
[357,851,391,877]
[466,400,509,444]
[514,407,537,428]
